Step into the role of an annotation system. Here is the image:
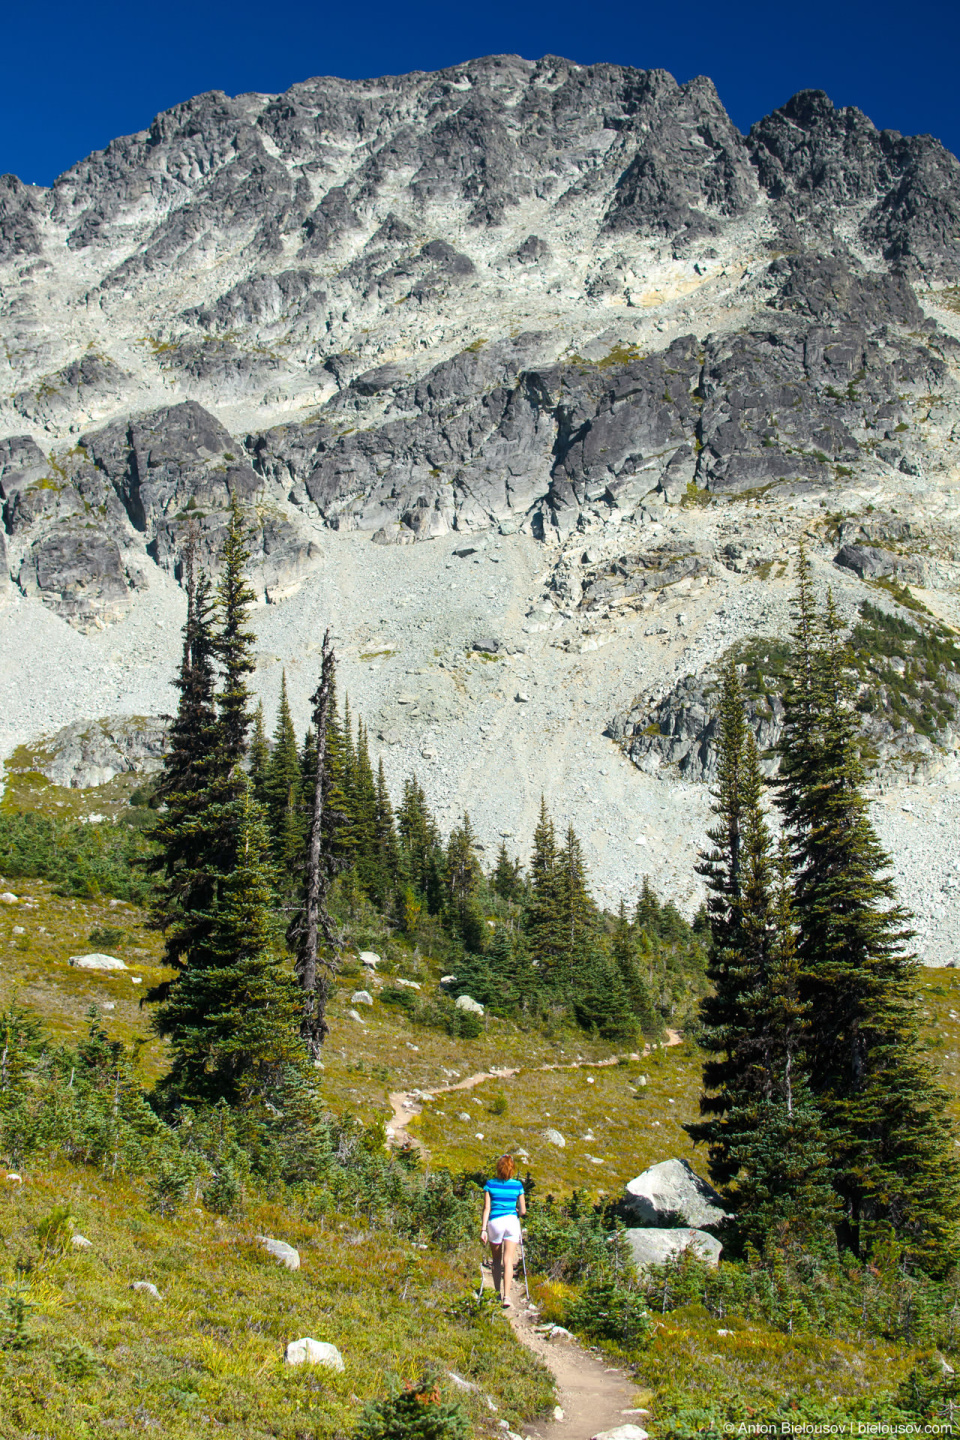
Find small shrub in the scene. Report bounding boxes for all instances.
[566,1278,653,1349]
[88,925,125,949]
[36,1204,77,1263]
[0,1286,36,1352]
[353,1375,470,1440]
[489,1093,508,1116]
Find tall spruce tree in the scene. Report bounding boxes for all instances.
[249,702,270,807]
[777,560,960,1271]
[288,631,342,1055]
[689,661,836,1251]
[149,501,260,1059]
[155,782,305,1107]
[264,672,302,875]
[444,813,485,951]
[524,798,566,979]
[148,556,219,984]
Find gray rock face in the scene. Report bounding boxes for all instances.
[624,1226,723,1270]
[1,55,958,634]
[37,714,168,788]
[834,543,926,585]
[622,1158,728,1228]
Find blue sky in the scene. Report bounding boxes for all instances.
[4,0,959,186]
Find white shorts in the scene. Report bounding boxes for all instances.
[487,1214,521,1245]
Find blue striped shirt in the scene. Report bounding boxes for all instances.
[484,1177,523,1219]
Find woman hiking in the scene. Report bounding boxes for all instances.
[480,1154,526,1308]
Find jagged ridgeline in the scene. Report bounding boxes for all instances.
[615,589,960,782]
[2,60,960,625]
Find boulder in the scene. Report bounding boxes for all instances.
[348,1009,367,1024]
[351,989,373,1006]
[68,953,127,971]
[621,1158,728,1228]
[0,893,18,904]
[130,1281,162,1298]
[285,1338,344,1369]
[591,1427,650,1440]
[834,543,926,585]
[37,715,168,789]
[624,1226,722,1270]
[359,951,380,968]
[455,994,483,1014]
[395,977,421,990]
[542,1128,566,1148]
[71,1234,92,1250]
[258,1236,301,1271]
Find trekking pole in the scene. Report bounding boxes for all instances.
[519,1232,530,1303]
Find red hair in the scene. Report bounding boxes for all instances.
[496,1154,515,1180]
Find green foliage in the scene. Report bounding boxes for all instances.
[35,1203,78,1263]
[0,810,155,902]
[353,1375,470,1440]
[566,1277,653,1349]
[0,1285,36,1352]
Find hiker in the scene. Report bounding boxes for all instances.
[480,1153,526,1308]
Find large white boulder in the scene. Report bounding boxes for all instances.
[456,994,483,1014]
[258,1236,301,1271]
[285,1338,344,1369]
[68,953,127,971]
[624,1226,722,1271]
[622,1158,728,1228]
[358,951,380,968]
[542,1128,566,1148]
[351,989,374,1006]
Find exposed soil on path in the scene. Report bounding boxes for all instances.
[509,1303,646,1440]
[385,1033,680,1436]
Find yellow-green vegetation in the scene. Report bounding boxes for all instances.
[0,1163,552,1440]
[408,1042,701,1196]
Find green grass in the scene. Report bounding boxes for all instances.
[0,1163,552,1440]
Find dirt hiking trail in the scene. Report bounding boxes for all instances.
[386,1035,681,1437]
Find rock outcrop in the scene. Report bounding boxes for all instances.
[621,1158,728,1229]
[1,57,958,626]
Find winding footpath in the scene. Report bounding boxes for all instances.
[386,1034,681,1439]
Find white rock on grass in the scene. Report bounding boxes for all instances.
[624,1227,722,1270]
[0,893,18,904]
[358,951,380,968]
[71,1234,92,1249]
[6,1173,22,1183]
[542,1128,566,1148]
[68,953,127,970]
[447,1371,479,1392]
[348,1009,366,1024]
[395,977,421,990]
[285,1338,344,1369]
[258,1236,301,1270]
[351,990,374,1006]
[130,1281,161,1298]
[455,994,483,1014]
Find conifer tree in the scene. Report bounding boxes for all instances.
[148,558,219,983]
[249,702,270,807]
[524,798,566,979]
[573,943,637,1042]
[156,783,305,1107]
[264,672,302,875]
[556,824,596,970]
[612,900,658,1035]
[397,775,444,912]
[444,813,485,951]
[288,631,342,1055]
[214,498,257,766]
[777,564,960,1271]
[374,759,400,895]
[492,841,524,903]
